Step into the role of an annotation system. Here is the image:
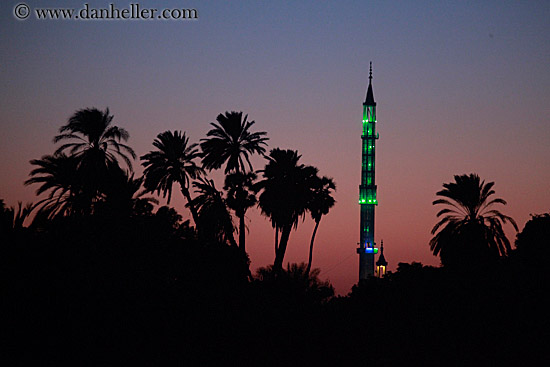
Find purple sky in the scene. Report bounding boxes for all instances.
[1,0,549,294]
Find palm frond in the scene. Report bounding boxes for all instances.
[429,173,517,266]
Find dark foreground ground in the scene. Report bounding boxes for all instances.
[4,219,548,366]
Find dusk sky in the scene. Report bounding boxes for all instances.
[1,0,549,294]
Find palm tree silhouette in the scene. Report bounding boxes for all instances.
[430,173,518,268]
[224,171,257,253]
[52,108,136,210]
[305,176,336,276]
[257,148,317,272]
[54,107,136,171]
[25,154,84,219]
[200,111,267,252]
[200,111,268,174]
[255,262,334,302]
[190,177,237,247]
[141,131,203,228]
[0,201,33,232]
[98,170,158,217]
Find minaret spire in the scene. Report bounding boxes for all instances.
[365,62,376,106]
[369,61,372,81]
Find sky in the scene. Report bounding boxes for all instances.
[1,0,549,294]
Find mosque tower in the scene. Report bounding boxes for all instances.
[357,62,379,280]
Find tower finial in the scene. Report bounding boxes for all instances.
[369,62,372,82]
[364,62,376,105]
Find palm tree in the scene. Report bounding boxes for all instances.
[200,111,267,253]
[52,108,136,210]
[257,148,318,272]
[98,170,158,217]
[224,171,257,252]
[429,173,518,268]
[54,107,136,171]
[305,176,336,276]
[141,130,203,227]
[25,154,84,219]
[0,201,33,232]
[255,263,334,303]
[190,177,237,247]
[200,111,268,174]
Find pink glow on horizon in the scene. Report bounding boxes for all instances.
[1,1,549,294]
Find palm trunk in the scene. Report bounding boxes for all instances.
[273,223,292,273]
[237,212,252,281]
[239,212,246,252]
[306,218,321,276]
[181,187,200,230]
[274,225,279,254]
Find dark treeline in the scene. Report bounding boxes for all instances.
[2,108,548,365]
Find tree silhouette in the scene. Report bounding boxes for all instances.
[199,111,267,253]
[47,107,136,214]
[0,200,33,233]
[200,111,268,174]
[257,149,318,272]
[54,107,135,178]
[305,176,336,276]
[25,154,84,219]
[141,131,203,227]
[515,212,550,263]
[224,171,257,253]
[190,177,237,247]
[429,173,518,268]
[97,170,158,218]
[255,262,334,304]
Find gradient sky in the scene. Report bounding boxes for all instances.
[1,0,549,294]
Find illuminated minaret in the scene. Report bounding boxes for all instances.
[357,62,379,280]
[376,240,388,278]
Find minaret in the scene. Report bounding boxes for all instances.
[376,240,388,277]
[357,62,379,280]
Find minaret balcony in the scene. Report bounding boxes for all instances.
[357,245,379,254]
